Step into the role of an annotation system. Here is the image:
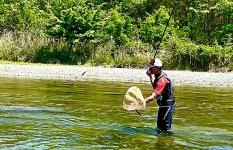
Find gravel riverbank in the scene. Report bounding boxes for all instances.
[0,64,233,87]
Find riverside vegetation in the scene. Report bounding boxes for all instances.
[0,0,232,71]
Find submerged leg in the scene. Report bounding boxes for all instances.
[164,102,175,134]
[156,107,167,133]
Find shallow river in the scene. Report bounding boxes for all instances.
[0,77,232,149]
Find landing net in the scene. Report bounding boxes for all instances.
[123,86,146,111]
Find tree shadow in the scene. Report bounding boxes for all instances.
[34,45,91,65]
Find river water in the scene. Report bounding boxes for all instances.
[0,77,232,149]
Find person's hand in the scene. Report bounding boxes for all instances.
[146,70,152,78]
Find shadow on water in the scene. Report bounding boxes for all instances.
[91,123,181,149]
[110,124,157,136]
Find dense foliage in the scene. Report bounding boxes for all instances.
[0,0,232,71]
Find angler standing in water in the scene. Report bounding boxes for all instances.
[144,58,175,134]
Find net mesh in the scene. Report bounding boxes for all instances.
[123,86,146,111]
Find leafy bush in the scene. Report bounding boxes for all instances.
[0,0,232,71]
[139,6,170,44]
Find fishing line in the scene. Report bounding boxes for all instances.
[70,71,87,86]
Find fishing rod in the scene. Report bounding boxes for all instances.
[135,1,177,117]
[153,1,177,59]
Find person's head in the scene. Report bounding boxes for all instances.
[145,58,162,74]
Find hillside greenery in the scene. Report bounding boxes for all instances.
[0,0,232,71]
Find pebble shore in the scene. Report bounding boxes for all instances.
[0,64,233,87]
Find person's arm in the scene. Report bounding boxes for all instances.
[145,70,156,104]
[146,70,153,87]
[145,77,168,104]
[144,92,158,104]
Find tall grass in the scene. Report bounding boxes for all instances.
[93,41,153,68]
[162,36,233,71]
[0,31,232,72]
[0,31,89,65]
[0,31,49,62]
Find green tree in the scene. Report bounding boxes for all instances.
[0,0,46,31]
[45,0,103,51]
[139,6,170,44]
[105,9,134,46]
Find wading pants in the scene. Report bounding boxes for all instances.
[157,100,175,131]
